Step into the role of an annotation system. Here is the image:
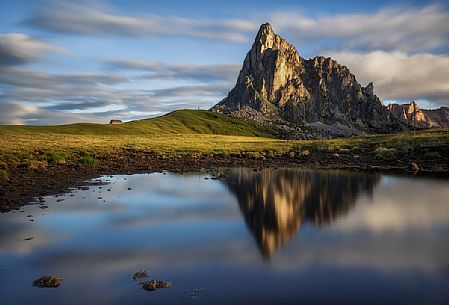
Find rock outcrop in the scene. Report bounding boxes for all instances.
[425,107,449,128]
[388,101,449,128]
[32,275,62,288]
[211,23,405,137]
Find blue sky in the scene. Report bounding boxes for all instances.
[0,0,448,124]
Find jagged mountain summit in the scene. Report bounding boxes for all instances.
[212,23,404,137]
[388,101,449,129]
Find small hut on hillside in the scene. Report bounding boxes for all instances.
[110,119,123,125]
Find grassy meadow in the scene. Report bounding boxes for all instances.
[0,109,448,171]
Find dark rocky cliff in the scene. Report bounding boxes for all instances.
[212,23,406,137]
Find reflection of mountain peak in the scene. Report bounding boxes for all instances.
[221,169,380,259]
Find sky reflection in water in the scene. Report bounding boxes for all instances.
[0,169,448,305]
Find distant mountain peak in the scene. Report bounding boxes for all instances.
[212,24,404,137]
[388,101,449,129]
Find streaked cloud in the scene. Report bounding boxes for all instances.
[0,102,39,125]
[0,33,66,66]
[326,51,449,105]
[0,65,131,120]
[273,5,449,53]
[24,1,257,42]
[149,84,230,98]
[0,64,230,124]
[24,2,449,53]
[108,59,240,83]
[0,66,127,89]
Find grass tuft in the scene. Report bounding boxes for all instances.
[0,169,8,180]
[77,156,98,167]
[423,151,441,159]
[375,146,396,159]
[47,153,66,164]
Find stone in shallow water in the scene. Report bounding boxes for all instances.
[141,280,171,291]
[410,162,420,173]
[132,269,148,280]
[32,276,62,288]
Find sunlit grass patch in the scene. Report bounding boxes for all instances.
[375,146,396,159]
[77,156,99,167]
[0,169,8,180]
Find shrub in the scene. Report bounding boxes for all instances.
[0,169,8,180]
[245,151,263,159]
[306,144,323,152]
[77,156,98,167]
[394,142,413,152]
[375,147,396,159]
[28,160,48,170]
[423,151,441,159]
[300,149,311,157]
[47,153,66,164]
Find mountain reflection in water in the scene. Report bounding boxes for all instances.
[220,169,380,258]
[1,170,449,305]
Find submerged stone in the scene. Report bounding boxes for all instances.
[141,280,171,291]
[32,276,61,288]
[132,269,148,280]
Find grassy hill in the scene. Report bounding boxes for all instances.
[0,109,276,137]
[0,109,448,173]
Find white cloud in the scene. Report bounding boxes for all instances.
[273,5,449,52]
[24,2,449,53]
[0,64,230,125]
[108,59,240,82]
[325,51,449,106]
[0,33,66,66]
[0,102,39,124]
[25,1,258,42]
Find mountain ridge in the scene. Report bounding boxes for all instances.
[211,23,446,138]
[387,101,449,129]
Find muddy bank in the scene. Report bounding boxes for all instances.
[1,149,448,212]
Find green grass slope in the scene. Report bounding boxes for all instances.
[0,110,276,137]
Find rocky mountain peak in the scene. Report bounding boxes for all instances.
[212,23,404,137]
[388,101,449,129]
[253,23,291,54]
[255,23,274,42]
[408,100,419,113]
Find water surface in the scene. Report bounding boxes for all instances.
[1,169,448,305]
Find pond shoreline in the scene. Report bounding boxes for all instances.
[1,150,448,212]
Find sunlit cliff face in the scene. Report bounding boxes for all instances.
[221,169,380,259]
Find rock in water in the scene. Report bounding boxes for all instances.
[132,269,148,280]
[32,275,62,288]
[410,162,420,173]
[211,23,405,137]
[141,280,171,291]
